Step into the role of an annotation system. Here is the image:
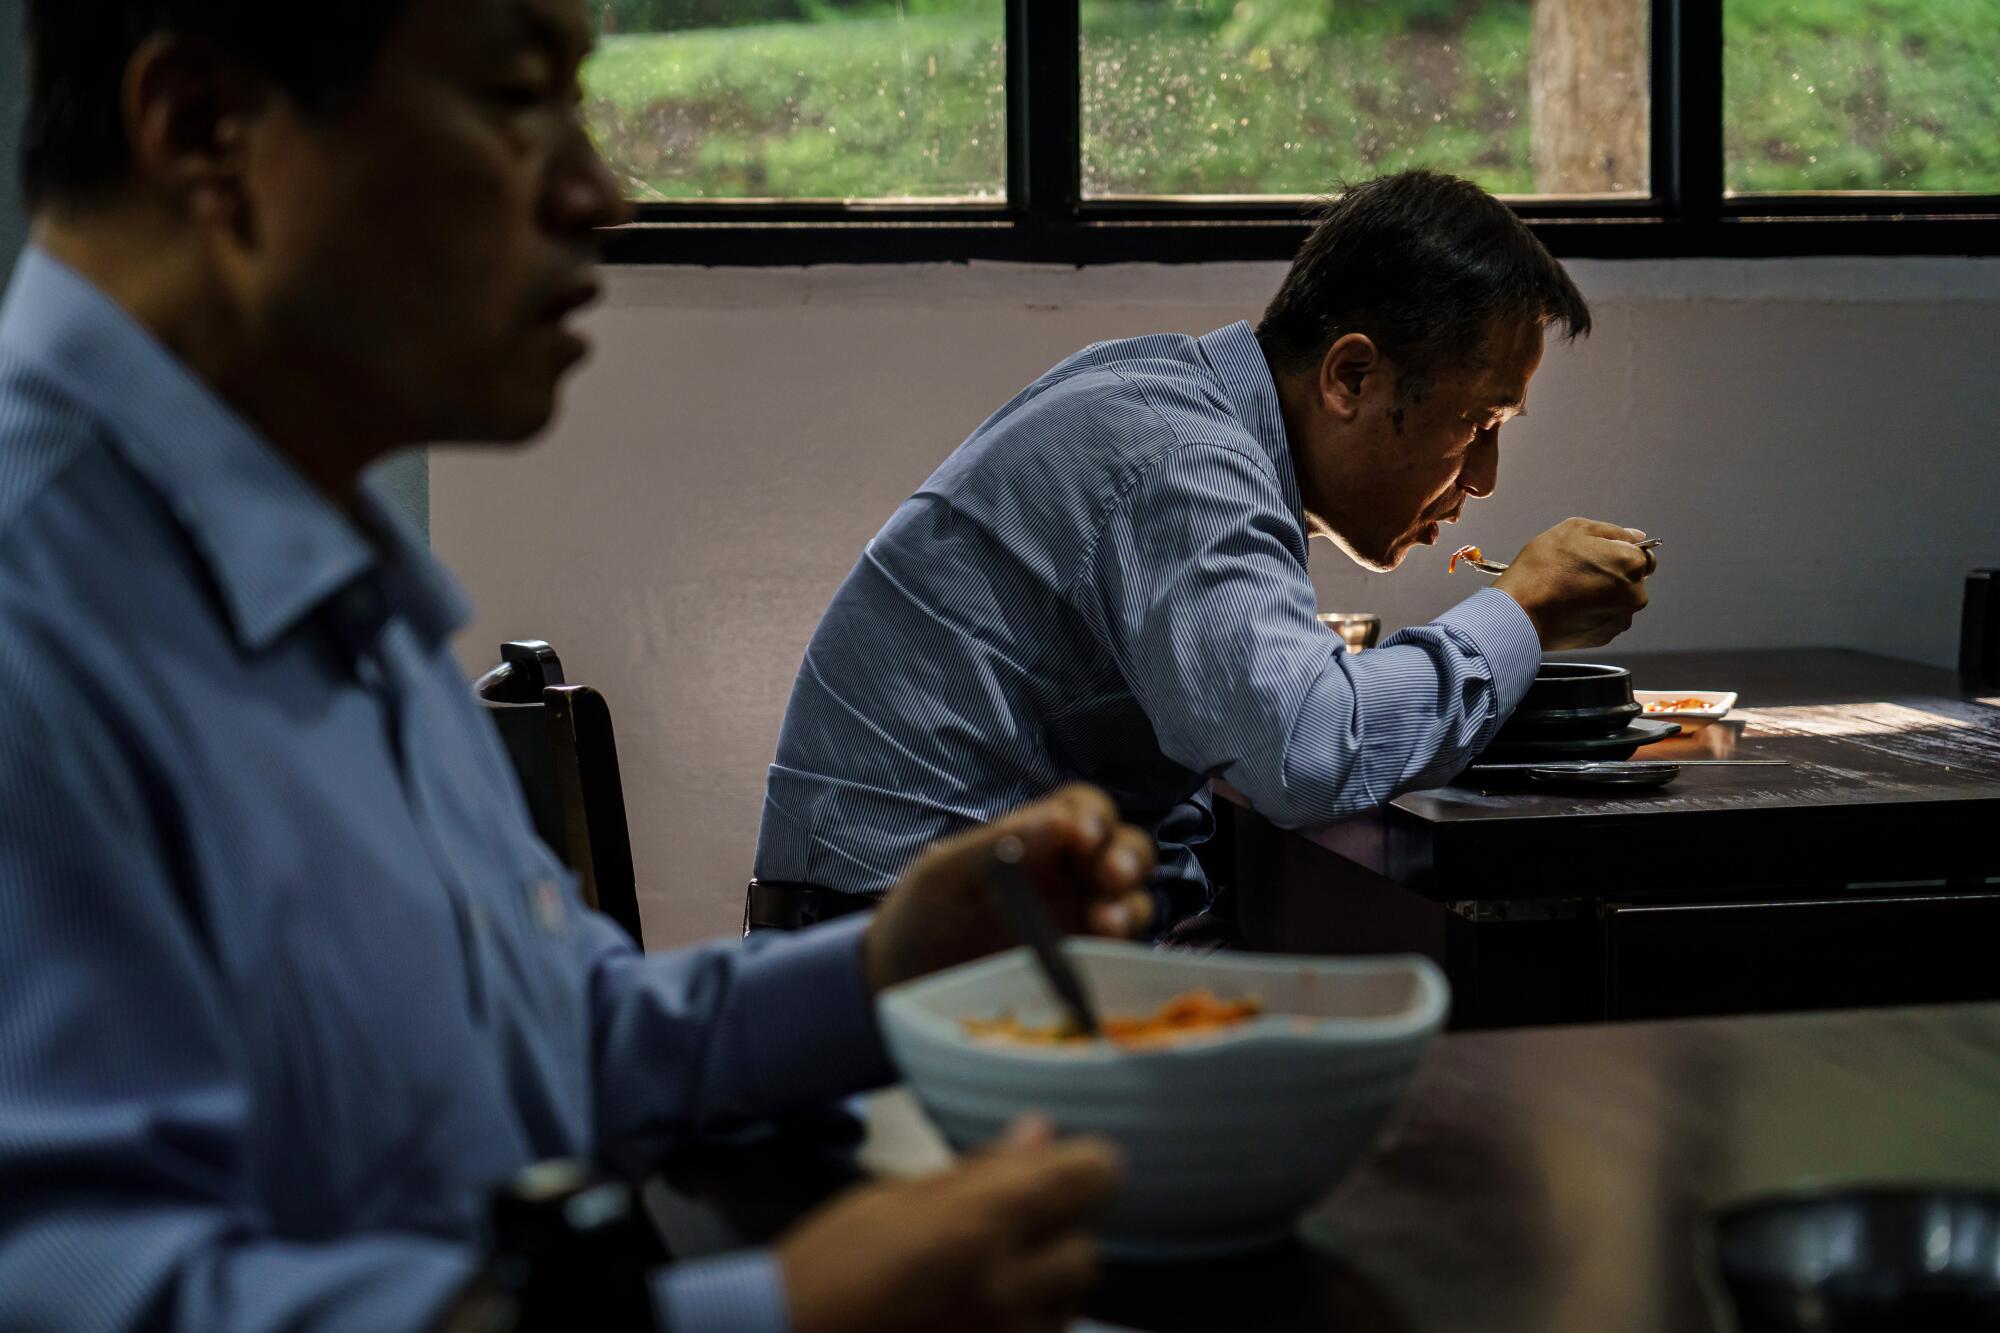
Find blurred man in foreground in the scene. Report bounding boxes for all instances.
[0,1,1155,1329]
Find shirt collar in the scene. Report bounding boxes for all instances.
[0,247,468,652]
[1194,320,1304,532]
[355,477,473,649]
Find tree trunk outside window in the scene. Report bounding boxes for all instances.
[1531,0,1649,194]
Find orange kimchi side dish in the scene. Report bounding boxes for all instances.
[1447,544,1482,574]
[1643,697,1714,713]
[962,990,1264,1049]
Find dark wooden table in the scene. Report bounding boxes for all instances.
[1217,649,2000,1025]
[655,1003,2000,1333]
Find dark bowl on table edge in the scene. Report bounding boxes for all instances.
[1497,662,1642,741]
[1705,1186,2000,1333]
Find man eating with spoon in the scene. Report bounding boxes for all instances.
[752,170,1658,936]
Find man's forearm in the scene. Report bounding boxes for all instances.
[1256,588,1542,827]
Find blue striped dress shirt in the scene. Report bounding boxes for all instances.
[755,322,1542,921]
[0,249,889,1332]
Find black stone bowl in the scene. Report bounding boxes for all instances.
[1708,1188,2000,1333]
[1496,662,1642,741]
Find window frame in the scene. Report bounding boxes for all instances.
[597,0,2000,265]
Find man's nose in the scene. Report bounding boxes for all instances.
[1459,426,1500,498]
[546,122,635,235]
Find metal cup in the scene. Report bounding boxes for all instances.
[1316,612,1382,655]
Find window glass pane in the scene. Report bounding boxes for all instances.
[1726,0,2000,193]
[584,1,1004,201]
[1082,0,1649,199]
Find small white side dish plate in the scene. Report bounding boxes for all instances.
[1635,689,1738,729]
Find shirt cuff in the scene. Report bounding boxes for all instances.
[653,1250,792,1333]
[1433,587,1543,718]
[724,914,897,1110]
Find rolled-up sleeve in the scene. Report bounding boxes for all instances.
[0,647,476,1333]
[1082,440,1541,828]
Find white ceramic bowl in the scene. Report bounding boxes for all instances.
[876,942,1449,1257]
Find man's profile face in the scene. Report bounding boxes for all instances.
[245,0,627,445]
[1309,321,1543,572]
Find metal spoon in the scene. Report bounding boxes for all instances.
[983,834,1103,1038]
[1459,536,1662,576]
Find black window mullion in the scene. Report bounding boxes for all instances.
[1004,0,1029,218]
[1667,0,1725,227]
[1015,0,1082,258]
[1647,0,1675,212]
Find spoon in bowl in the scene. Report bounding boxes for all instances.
[984,834,1103,1038]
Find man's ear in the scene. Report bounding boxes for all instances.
[1316,332,1379,422]
[122,34,272,236]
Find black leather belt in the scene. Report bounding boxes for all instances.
[743,878,879,935]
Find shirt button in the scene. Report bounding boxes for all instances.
[533,880,566,933]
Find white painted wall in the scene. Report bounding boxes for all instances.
[432,258,2000,949]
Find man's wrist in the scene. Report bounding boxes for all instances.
[1490,575,1548,645]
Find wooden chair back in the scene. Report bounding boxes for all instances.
[475,641,643,947]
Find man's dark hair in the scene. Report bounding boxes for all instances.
[21,1,412,209]
[1256,170,1591,402]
